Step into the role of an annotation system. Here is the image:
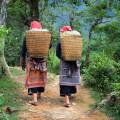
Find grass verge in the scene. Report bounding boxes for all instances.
[10,67,25,76]
[0,67,24,120]
[90,89,120,120]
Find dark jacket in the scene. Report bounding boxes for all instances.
[21,37,27,60]
[56,42,61,59]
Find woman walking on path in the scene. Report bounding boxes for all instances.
[56,26,81,107]
[20,20,49,106]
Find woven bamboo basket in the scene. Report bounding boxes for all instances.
[61,31,82,61]
[26,31,51,58]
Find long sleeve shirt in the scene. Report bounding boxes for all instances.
[21,37,27,60]
[56,42,61,59]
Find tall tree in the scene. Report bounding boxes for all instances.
[83,0,115,65]
[23,0,39,19]
[23,0,48,21]
[0,0,11,77]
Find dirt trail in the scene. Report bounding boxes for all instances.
[15,73,112,120]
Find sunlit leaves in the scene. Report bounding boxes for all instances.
[0,99,4,106]
[0,26,8,38]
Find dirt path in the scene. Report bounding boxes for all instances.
[15,73,111,120]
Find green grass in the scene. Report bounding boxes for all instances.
[0,76,23,120]
[89,89,120,120]
[48,48,60,74]
[102,105,120,120]
[89,89,103,109]
[10,67,25,76]
[90,89,103,103]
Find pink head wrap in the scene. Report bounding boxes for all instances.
[60,26,72,32]
[30,21,42,29]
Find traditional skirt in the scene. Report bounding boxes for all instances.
[59,60,80,96]
[25,58,47,89]
[59,60,80,86]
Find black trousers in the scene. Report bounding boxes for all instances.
[28,87,45,95]
[60,85,76,97]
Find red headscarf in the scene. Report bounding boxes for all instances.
[30,21,42,29]
[60,26,72,32]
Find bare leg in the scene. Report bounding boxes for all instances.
[29,93,38,106]
[64,95,70,107]
[37,93,41,99]
[33,93,38,102]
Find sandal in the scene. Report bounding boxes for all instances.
[64,103,71,108]
[29,101,38,106]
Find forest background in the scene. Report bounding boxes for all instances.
[0,0,120,119]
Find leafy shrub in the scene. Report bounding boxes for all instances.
[113,48,120,62]
[0,26,9,56]
[47,48,60,74]
[5,28,24,66]
[103,103,120,120]
[0,67,3,78]
[112,62,120,83]
[109,81,120,119]
[83,53,115,93]
[0,76,23,120]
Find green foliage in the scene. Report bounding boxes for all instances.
[112,62,120,82]
[2,0,120,119]
[5,28,24,66]
[113,48,120,62]
[0,67,3,79]
[0,98,4,106]
[83,53,115,93]
[0,26,9,56]
[103,62,120,120]
[10,67,25,76]
[102,104,120,120]
[5,0,27,66]
[0,26,8,38]
[0,76,23,120]
[90,89,103,103]
[7,0,28,24]
[48,48,59,74]
[90,89,120,120]
[112,83,120,91]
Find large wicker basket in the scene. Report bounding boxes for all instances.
[26,31,51,58]
[61,31,82,61]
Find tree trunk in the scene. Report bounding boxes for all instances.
[0,55,11,77]
[29,0,39,19]
[85,18,102,66]
[0,0,7,25]
[0,0,11,78]
[22,0,39,26]
[23,0,39,20]
[85,32,91,66]
[69,5,75,29]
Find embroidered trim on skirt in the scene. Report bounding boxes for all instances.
[25,58,47,88]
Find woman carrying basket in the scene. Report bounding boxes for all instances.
[20,20,50,106]
[56,26,81,107]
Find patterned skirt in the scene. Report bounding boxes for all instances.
[25,58,47,89]
[59,60,80,86]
